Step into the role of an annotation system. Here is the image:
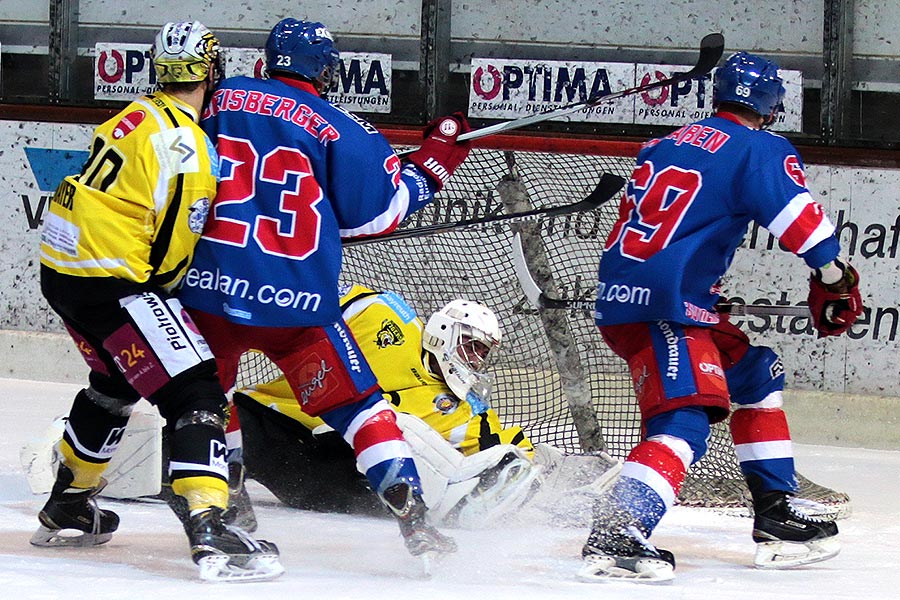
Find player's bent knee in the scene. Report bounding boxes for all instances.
[82,386,138,417]
[645,406,711,465]
[175,409,226,432]
[728,346,785,405]
[152,362,226,423]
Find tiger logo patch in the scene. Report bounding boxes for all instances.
[375,319,404,348]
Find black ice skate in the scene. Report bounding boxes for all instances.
[751,491,840,568]
[31,464,120,547]
[382,482,457,573]
[579,525,675,583]
[187,506,283,582]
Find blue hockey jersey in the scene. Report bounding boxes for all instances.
[178,75,436,327]
[596,112,841,326]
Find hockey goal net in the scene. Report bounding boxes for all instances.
[237,130,849,515]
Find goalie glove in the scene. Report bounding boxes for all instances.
[807,258,863,337]
[406,112,471,191]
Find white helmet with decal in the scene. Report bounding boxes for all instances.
[423,299,502,405]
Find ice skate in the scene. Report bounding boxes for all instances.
[752,491,840,569]
[383,482,457,574]
[223,462,258,533]
[579,525,675,583]
[31,464,120,547]
[187,506,283,582]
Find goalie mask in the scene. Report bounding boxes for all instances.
[152,21,224,86]
[423,300,502,410]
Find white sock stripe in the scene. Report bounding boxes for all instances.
[224,429,242,449]
[734,390,784,409]
[168,460,228,478]
[620,462,677,509]
[343,400,392,445]
[63,420,116,460]
[355,440,413,472]
[645,434,694,469]
[734,440,794,462]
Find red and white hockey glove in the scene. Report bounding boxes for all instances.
[807,259,863,337]
[406,112,471,191]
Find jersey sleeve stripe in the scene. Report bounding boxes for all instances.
[766,192,836,254]
[338,184,411,238]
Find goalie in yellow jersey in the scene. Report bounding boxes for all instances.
[228,284,621,528]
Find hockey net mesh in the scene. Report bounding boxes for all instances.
[236,142,849,515]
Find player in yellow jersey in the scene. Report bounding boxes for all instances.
[34,21,282,582]
[230,284,621,527]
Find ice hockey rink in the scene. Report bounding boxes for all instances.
[0,376,896,600]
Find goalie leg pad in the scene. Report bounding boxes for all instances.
[21,409,165,500]
[454,449,541,529]
[396,412,540,528]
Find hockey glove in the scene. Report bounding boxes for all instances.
[406,112,471,191]
[807,259,863,337]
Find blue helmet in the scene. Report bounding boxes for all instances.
[265,18,340,94]
[713,52,786,123]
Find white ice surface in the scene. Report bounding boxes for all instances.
[0,377,897,599]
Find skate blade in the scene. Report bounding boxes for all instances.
[30,525,113,547]
[414,542,460,578]
[197,553,285,582]
[577,555,675,583]
[754,537,841,569]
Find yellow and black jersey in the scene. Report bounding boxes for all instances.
[242,284,533,457]
[40,91,218,293]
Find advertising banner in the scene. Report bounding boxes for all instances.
[469,59,635,124]
[94,44,392,113]
[469,58,803,132]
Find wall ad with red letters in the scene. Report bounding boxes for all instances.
[94,44,392,113]
[468,58,802,132]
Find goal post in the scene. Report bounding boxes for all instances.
[236,130,849,516]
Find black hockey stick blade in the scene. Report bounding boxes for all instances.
[343,172,625,247]
[511,232,595,312]
[715,302,810,317]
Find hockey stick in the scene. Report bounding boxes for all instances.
[511,233,811,318]
[713,302,810,317]
[343,172,626,247]
[398,32,725,156]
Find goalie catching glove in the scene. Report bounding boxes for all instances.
[406,112,471,191]
[807,258,863,337]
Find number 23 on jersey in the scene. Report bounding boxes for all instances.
[202,135,324,260]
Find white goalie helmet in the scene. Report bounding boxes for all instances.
[423,299,502,403]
